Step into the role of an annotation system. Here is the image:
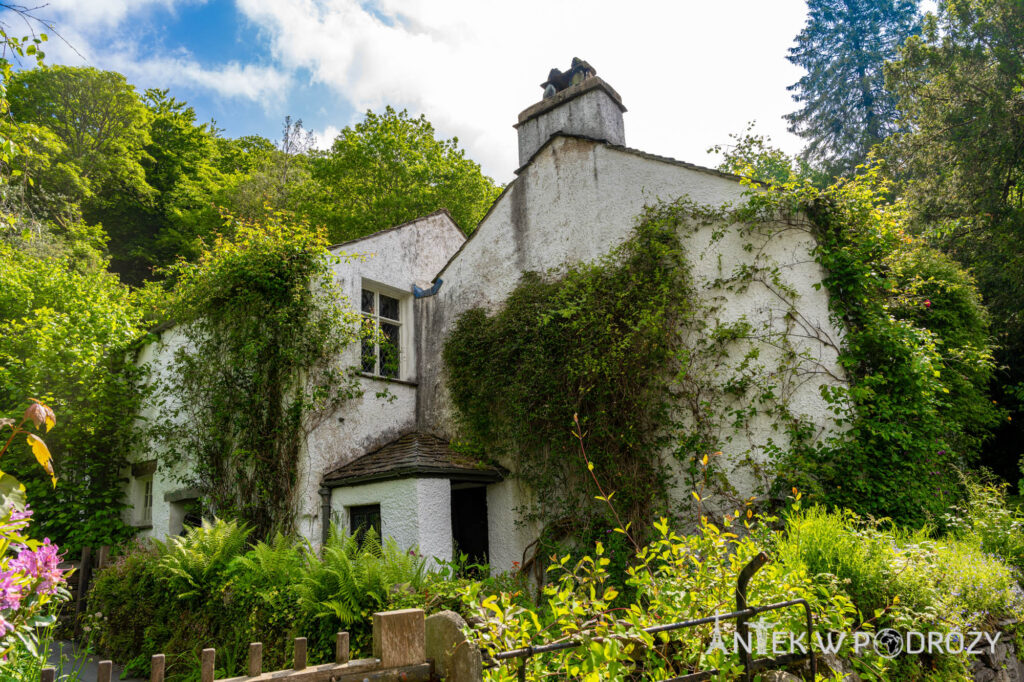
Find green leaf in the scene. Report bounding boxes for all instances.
[0,471,27,513]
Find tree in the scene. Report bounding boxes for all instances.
[304,107,500,242]
[7,66,153,206]
[98,89,227,282]
[884,0,1024,477]
[217,118,314,223]
[786,0,920,175]
[0,242,148,552]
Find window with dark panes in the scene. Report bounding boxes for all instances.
[349,504,381,547]
[361,287,402,378]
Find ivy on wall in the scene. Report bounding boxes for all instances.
[151,212,366,537]
[752,167,1004,525]
[443,215,695,541]
[445,165,1001,541]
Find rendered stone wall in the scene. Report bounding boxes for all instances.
[328,477,453,562]
[416,134,847,570]
[129,213,466,546]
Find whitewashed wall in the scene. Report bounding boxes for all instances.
[127,327,194,540]
[417,135,847,567]
[329,477,452,562]
[130,212,466,545]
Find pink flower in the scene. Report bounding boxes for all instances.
[924,299,932,308]
[0,572,24,611]
[11,539,64,595]
[0,615,14,637]
[0,507,33,534]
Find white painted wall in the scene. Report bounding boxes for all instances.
[126,327,195,540]
[329,477,453,563]
[486,479,537,574]
[417,134,847,568]
[130,213,466,546]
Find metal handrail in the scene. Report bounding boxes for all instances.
[484,552,817,682]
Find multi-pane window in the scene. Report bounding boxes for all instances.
[361,288,401,378]
[349,504,381,548]
[142,477,153,523]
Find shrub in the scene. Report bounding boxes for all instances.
[468,503,1024,681]
[775,503,1024,636]
[90,520,434,680]
[945,472,1024,571]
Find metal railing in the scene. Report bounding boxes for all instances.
[486,551,817,682]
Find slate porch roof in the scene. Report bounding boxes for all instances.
[322,431,506,488]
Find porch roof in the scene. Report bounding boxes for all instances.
[322,431,505,488]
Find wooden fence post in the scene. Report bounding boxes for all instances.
[73,545,93,633]
[373,609,426,668]
[336,631,350,664]
[39,668,55,682]
[201,648,215,682]
[150,653,165,682]
[97,545,110,569]
[97,660,112,682]
[247,642,262,677]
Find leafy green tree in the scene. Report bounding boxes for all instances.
[786,0,920,175]
[7,66,153,208]
[99,89,227,282]
[711,122,831,186]
[305,107,500,241]
[0,242,148,552]
[884,0,1024,476]
[217,118,314,223]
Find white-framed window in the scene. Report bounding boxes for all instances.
[361,285,406,379]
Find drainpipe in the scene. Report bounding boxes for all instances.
[319,486,332,547]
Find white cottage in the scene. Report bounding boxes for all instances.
[128,71,845,573]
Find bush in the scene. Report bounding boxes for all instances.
[467,502,1024,681]
[776,503,1024,634]
[89,520,436,680]
[945,472,1024,571]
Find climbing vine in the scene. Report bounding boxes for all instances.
[739,166,1004,525]
[445,164,1000,540]
[444,215,695,542]
[151,212,366,537]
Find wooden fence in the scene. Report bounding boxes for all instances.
[39,608,482,682]
[59,544,111,636]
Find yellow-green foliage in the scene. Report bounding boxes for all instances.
[466,504,1024,681]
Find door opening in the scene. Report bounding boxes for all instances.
[450,485,489,566]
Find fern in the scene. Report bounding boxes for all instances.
[294,526,429,628]
[159,518,252,600]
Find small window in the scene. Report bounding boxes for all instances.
[361,287,402,378]
[349,504,381,547]
[141,477,153,523]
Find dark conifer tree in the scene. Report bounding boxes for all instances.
[786,0,920,175]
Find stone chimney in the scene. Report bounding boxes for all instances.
[514,61,627,168]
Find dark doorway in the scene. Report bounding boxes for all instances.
[451,485,489,565]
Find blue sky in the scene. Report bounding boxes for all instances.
[23,0,826,182]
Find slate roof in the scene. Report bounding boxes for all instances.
[323,431,505,488]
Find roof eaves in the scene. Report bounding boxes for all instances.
[323,464,505,488]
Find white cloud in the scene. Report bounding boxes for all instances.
[42,0,206,29]
[314,124,342,150]
[235,0,810,181]
[103,51,291,102]
[35,0,288,105]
